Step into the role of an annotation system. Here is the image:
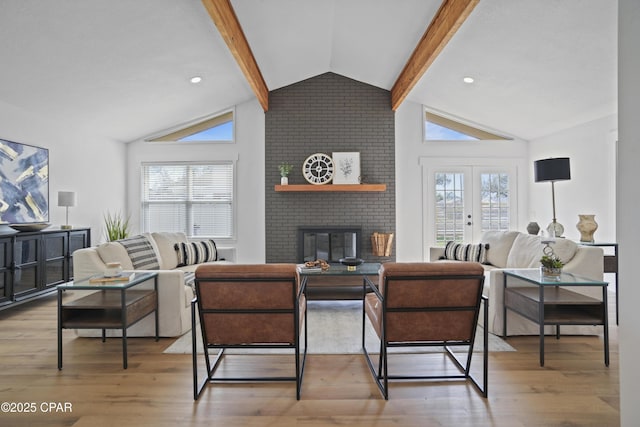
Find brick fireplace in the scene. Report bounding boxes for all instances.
[265,72,396,263]
[298,226,361,263]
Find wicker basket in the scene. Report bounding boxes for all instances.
[371,232,394,257]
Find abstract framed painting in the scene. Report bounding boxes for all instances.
[0,138,49,224]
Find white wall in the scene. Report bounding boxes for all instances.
[126,99,265,263]
[394,100,529,261]
[528,115,617,242]
[618,0,640,424]
[0,101,127,241]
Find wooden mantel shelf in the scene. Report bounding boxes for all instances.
[274,184,386,192]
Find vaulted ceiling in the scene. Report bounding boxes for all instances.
[0,0,617,143]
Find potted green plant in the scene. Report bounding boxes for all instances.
[278,163,294,185]
[540,253,564,277]
[104,211,130,242]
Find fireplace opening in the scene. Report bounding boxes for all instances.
[297,226,361,263]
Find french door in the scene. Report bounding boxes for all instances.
[423,163,517,247]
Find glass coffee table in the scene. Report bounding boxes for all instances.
[502,268,609,367]
[57,271,159,369]
[297,262,381,299]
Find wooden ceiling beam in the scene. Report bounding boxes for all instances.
[202,0,269,111]
[390,0,479,111]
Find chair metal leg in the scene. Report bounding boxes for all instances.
[193,298,222,401]
[377,339,384,380]
[363,341,388,400]
[462,297,488,396]
[361,299,366,350]
[192,299,202,400]
[445,296,488,397]
[466,297,488,397]
[192,298,209,400]
[295,305,309,400]
[362,313,389,400]
[482,296,488,396]
[381,344,389,400]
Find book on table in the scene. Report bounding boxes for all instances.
[88,272,135,284]
[296,265,323,273]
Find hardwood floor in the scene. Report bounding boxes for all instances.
[0,292,619,427]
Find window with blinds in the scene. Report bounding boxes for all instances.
[141,162,234,238]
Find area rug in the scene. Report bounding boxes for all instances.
[163,300,515,354]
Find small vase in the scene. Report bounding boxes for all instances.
[526,222,540,235]
[576,214,598,242]
[540,266,562,279]
[280,176,288,185]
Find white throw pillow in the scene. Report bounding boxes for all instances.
[151,232,189,269]
[96,242,134,270]
[506,233,578,268]
[480,231,519,268]
[506,233,543,268]
[548,238,578,266]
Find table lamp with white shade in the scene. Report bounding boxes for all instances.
[58,191,76,230]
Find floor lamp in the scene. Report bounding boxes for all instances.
[534,158,571,237]
[58,191,76,230]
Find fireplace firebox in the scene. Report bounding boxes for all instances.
[297,226,361,263]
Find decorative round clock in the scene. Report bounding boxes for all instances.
[302,153,334,185]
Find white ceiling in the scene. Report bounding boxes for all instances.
[0,0,617,142]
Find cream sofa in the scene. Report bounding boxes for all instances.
[429,231,604,336]
[73,232,233,337]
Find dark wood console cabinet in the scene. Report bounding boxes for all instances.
[0,227,91,308]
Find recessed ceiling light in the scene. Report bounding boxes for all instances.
[190,76,203,84]
[463,76,475,84]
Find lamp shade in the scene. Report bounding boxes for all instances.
[57,191,76,207]
[534,158,571,182]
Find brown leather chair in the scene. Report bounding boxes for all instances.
[362,262,487,399]
[191,264,307,400]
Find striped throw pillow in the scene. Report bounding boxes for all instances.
[175,240,218,266]
[118,235,160,270]
[443,241,488,264]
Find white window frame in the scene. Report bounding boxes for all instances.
[423,106,511,142]
[145,108,236,144]
[140,160,237,241]
[420,157,522,255]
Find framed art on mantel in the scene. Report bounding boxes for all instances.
[332,152,361,184]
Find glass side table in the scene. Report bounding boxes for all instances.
[503,268,609,367]
[57,271,159,369]
[578,242,618,324]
